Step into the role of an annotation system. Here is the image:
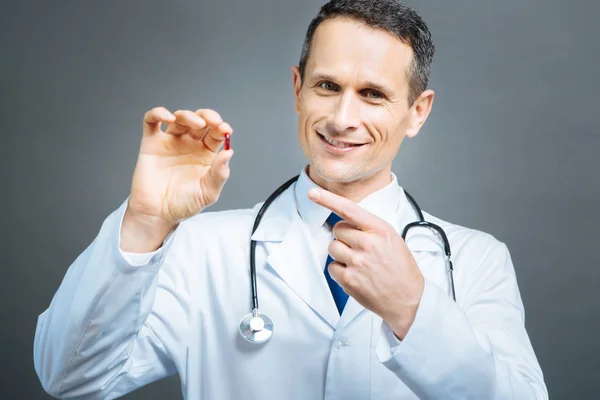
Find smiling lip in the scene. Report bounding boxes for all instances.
[318,132,366,153]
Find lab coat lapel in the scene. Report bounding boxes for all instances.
[336,296,365,331]
[251,185,340,329]
[266,220,340,328]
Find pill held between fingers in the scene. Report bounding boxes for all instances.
[224,133,231,150]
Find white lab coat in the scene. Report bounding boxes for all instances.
[34,170,547,399]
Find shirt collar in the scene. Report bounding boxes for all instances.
[294,166,402,232]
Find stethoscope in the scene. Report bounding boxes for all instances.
[239,175,456,344]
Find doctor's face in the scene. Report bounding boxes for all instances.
[293,17,433,189]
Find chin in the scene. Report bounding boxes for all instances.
[308,157,367,184]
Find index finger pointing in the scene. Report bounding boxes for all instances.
[307,187,382,230]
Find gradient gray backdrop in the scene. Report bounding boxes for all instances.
[2,0,599,398]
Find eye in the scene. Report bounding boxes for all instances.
[318,81,338,91]
[362,89,385,100]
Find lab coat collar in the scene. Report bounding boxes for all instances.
[294,166,332,232]
[249,183,295,243]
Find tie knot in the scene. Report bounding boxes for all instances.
[326,212,343,228]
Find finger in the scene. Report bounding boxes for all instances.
[164,121,188,136]
[143,107,175,136]
[328,238,352,265]
[195,109,223,127]
[199,149,234,204]
[307,187,383,231]
[332,221,363,249]
[327,261,349,288]
[329,261,365,296]
[194,109,229,151]
[203,122,233,152]
[165,110,207,138]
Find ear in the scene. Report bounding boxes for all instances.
[405,89,435,138]
[292,66,302,114]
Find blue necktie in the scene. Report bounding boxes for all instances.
[324,212,349,314]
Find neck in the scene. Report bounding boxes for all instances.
[307,165,393,203]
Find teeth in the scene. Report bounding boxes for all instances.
[323,136,353,148]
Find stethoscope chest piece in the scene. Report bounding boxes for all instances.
[239,309,274,343]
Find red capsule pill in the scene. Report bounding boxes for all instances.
[224,133,231,150]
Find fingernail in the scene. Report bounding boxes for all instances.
[308,188,321,199]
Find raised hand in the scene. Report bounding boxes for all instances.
[121,107,234,252]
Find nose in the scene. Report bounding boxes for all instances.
[330,91,360,133]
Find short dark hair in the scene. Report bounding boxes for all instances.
[298,0,435,105]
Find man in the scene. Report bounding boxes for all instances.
[34,0,547,398]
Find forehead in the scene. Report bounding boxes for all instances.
[306,17,413,88]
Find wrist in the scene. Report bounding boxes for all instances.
[384,276,424,340]
[120,206,177,253]
[388,313,416,341]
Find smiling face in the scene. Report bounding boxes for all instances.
[293,17,434,199]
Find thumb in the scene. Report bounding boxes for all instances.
[202,149,234,204]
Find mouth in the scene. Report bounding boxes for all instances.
[317,132,367,153]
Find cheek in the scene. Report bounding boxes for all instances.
[296,95,312,135]
[302,93,332,116]
[298,94,331,132]
[365,110,404,146]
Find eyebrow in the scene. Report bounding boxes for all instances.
[309,73,391,94]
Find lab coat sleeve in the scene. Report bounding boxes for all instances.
[33,199,183,399]
[120,227,177,266]
[120,249,160,266]
[376,240,548,399]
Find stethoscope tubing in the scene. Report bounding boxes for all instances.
[250,175,300,310]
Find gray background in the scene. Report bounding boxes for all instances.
[1,0,598,398]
